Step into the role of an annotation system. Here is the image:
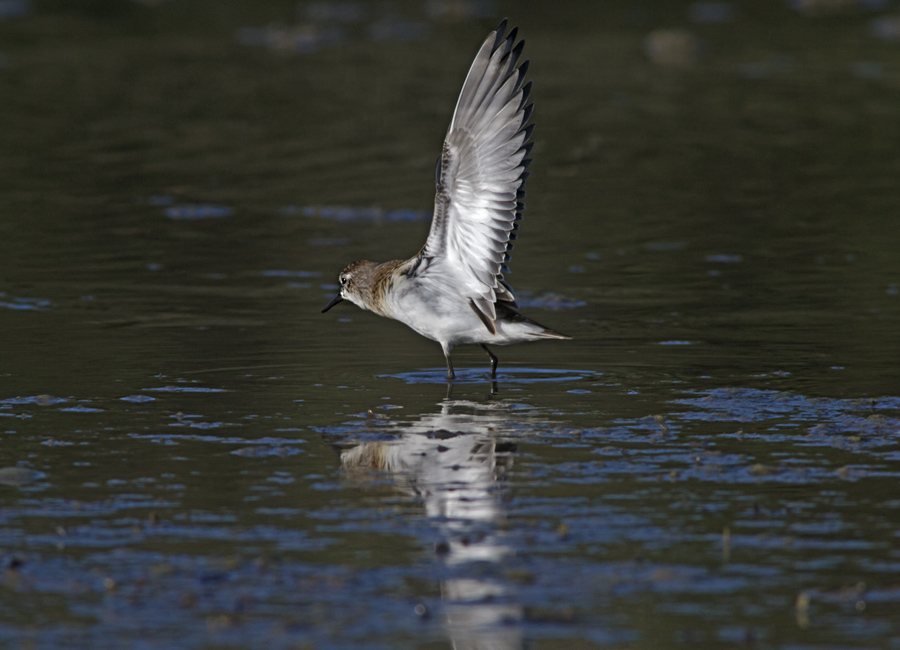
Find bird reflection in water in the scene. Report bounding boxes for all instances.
[341,400,526,650]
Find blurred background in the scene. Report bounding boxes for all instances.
[1,0,898,396]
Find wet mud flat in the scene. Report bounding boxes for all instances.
[2,380,900,649]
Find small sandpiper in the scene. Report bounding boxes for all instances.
[323,20,570,380]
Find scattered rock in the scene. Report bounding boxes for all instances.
[0,466,44,487]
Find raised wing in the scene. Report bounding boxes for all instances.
[411,20,533,328]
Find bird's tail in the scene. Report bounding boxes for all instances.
[496,302,572,340]
[529,327,572,340]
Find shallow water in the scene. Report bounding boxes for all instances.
[1,1,900,648]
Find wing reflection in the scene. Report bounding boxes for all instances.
[341,400,525,650]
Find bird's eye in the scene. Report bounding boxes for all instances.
[340,276,348,286]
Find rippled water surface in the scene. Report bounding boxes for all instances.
[1,1,900,648]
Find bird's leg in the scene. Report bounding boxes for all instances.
[443,344,455,381]
[480,344,498,379]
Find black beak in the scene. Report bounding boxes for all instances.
[321,293,344,313]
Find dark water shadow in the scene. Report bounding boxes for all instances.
[382,367,600,385]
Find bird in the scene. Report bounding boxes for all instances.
[322,19,570,381]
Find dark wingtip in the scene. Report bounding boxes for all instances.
[519,80,533,109]
[493,18,509,49]
[517,59,530,84]
[519,123,535,143]
[521,103,534,125]
[506,26,519,47]
[511,39,525,61]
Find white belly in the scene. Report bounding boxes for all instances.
[383,278,540,347]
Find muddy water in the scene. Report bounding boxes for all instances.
[1,2,900,648]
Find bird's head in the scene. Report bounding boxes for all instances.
[321,260,378,313]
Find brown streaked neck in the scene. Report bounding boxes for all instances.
[368,259,408,316]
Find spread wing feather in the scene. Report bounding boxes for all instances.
[410,19,533,325]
